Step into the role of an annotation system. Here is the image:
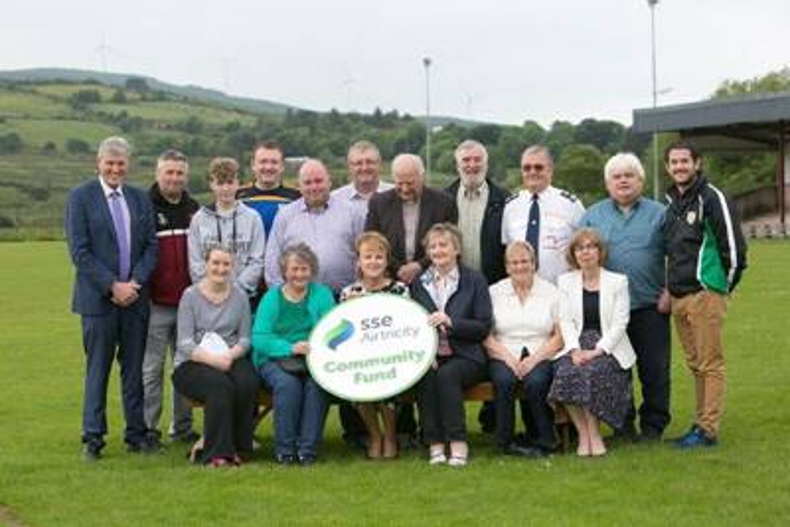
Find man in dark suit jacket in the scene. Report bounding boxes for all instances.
[366,153,458,285]
[65,136,159,460]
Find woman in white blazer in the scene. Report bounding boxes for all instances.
[548,228,635,457]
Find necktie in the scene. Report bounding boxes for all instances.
[109,191,131,281]
[525,193,540,268]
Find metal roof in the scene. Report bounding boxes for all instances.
[632,91,790,151]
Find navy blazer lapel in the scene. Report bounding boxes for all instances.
[413,278,438,312]
[90,179,119,245]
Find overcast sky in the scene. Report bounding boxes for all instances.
[3,0,788,127]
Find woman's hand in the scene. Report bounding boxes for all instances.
[292,341,311,356]
[427,311,452,330]
[572,348,603,366]
[212,353,234,372]
[192,347,233,372]
[517,355,540,378]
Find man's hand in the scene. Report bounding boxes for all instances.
[111,281,140,307]
[397,262,422,284]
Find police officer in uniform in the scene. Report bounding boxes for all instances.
[502,145,585,285]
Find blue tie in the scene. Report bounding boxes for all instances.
[526,193,540,268]
[109,191,131,281]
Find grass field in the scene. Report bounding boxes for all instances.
[0,241,788,527]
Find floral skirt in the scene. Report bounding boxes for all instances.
[548,330,632,430]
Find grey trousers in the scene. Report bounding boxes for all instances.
[142,303,193,436]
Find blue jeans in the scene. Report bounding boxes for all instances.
[258,361,329,458]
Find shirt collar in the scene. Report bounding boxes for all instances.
[299,195,331,213]
[461,179,488,199]
[98,176,123,198]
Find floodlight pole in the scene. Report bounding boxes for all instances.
[423,57,432,182]
[648,0,661,201]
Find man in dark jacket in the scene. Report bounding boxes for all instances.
[445,139,509,285]
[366,154,458,284]
[142,150,200,444]
[663,140,747,449]
[445,140,511,439]
[65,137,159,460]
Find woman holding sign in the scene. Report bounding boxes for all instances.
[410,223,493,467]
[172,246,260,467]
[340,232,409,460]
[252,243,336,465]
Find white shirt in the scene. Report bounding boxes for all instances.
[501,185,585,284]
[489,276,560,360]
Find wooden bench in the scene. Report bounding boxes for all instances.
[192,382,572,452]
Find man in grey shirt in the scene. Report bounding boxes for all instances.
[265,159,365,294]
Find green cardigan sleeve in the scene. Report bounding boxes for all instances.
[251,283,337,368]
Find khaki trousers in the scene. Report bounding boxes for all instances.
[671,290,728,438]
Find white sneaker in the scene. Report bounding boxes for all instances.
[447,455,468,467]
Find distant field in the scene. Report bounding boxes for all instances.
[0,241,787,526]
[101,100,259,126]
[0,118,120,148]
[0,90,70,118]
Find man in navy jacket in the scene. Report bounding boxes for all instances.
[65,136,158,460]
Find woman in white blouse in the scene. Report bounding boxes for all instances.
[484,241,563,458]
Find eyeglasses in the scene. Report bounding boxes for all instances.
[574,243,599,252]
[522,164,546,173]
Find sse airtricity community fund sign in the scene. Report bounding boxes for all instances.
[307,294,437,402]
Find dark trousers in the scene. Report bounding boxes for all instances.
[81,307,149,447]
[624,307,671,435]
[489,359,555,450]
[417,357,485,443]
[173,359,259,463]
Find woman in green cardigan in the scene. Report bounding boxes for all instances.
[252,243,336,465]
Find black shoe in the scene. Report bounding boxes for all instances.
[298,454,317,466]
[82,441,103,461]
[501,443,536,457]
[127,436,162,454]
[635,429,663,443]
[274,453,297,466]
[525,446,554,459]
[170,430,201,444]
[610,423,638,444]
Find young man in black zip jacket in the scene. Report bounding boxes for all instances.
[663,140,747,449]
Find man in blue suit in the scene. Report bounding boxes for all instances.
[65,136,159,460]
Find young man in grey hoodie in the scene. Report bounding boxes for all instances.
[188,157,266,303]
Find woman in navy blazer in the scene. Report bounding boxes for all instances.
[549,228,636,457]
[410,223,493,467]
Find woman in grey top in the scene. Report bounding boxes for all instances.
[173,246,260,467]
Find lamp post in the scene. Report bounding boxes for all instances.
[648,0,660,200]
[423,56,432,180]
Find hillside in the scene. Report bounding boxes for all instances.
[0,68,778,240]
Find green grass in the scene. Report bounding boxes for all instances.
[0,118,120,149]
[0,90,70,119]
[100,101,258,126]
[0,241,788,526]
